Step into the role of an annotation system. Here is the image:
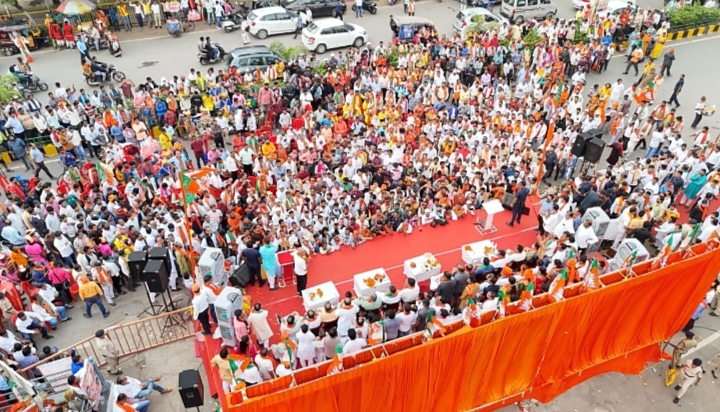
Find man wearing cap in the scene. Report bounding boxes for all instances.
[670,331,698,369]
[674,358,703,403]
[95,329,122,375]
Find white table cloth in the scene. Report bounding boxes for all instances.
[353,268,391,297]
[403,253,442,283]
[461,240,498,265]
[301,281,340,312]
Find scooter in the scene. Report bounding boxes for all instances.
[352,1,377,14]
[7,68,48,93]
[198,43,228,65]
[221,11,245,32]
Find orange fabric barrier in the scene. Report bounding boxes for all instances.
[232,245,720,412]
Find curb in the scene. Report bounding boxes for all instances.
[668,24,720,40]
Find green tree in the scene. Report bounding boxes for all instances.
[0,74,22,105]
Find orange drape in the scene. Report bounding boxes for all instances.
[232,243,720,412]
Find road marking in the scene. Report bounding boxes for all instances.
[681,329,720,359]
[262,226,536,309]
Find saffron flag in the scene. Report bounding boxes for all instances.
[95,160,116,186]
[425,312,446,340]
[623,249,639,268]
[497,286,510,317]
[633,80,656,105]
[549,268,568,302]
[519,282,534,312]
[326,343,343,376]
[367,321,386,347]
[463,298,481,327]
[181,168,213,204]
[585,259,601,291]
[652,236,672,270]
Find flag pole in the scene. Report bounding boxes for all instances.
[179,170,199,281]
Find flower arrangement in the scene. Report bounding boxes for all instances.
[410,262,417,268]
[363,278,376,288]
[464,245,473,251]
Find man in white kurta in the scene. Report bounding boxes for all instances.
[295,325,316,368]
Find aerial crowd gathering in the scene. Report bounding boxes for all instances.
[0,0,719,409]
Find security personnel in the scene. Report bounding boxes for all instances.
[674,358,703,404]
[671,331,698,369]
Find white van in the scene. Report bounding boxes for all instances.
[500,0,557,24]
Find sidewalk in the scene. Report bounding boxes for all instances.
[114,21,221,42]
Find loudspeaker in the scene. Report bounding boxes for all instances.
[228,263,251,288]
[571,132,594,157]
[178,369,204,408]
[148,247,172,275]
[586,128,603,140]
[584,137,606,164]
[127,251,147,282]
[143,259,169,293]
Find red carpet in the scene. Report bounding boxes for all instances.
[244,206,540,331]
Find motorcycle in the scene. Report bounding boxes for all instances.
[352,1,377,14]
[252,0,272,8]
[84,63,126,86]
[389,0,397,5]
[221,11,245,32]
[198,43,227,65]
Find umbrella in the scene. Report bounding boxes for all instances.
[56,0,96,15]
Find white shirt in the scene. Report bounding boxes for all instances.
[15,312,44,335]
[399,285,420,302]
[0,332,21,353]
[576,224,599,248]
[191,291,210,319]
[117,376,144,399]
[336,304,359,337]
[254,354,275,380]
[293,252,307,276]
[342,338,367,355]
[396,310,417,332]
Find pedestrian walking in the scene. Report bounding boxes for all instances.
[355,0,363,17]
[408,0,415,15]
[673,358,703,404]
[241,18,250,44]
[691,96,707,129]
[28,143,54,179]
[293,14,303,39]
[623,46,643,76]
[95,329,123,375]
[668,74,684,108]
[661,48,675,76]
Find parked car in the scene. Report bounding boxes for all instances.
[573,0,634,9]
[247,6,299,39]
[595,0,635,18]
[302,18,367,54]
[280,0,347,18]
[499,0,557,24]
[453,7,509,36]
[227,45,283,71]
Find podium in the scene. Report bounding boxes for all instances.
[475,199,504,235]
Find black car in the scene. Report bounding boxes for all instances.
[280,0,347,18]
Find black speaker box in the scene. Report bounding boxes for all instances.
[229,263,251,288]
[571,132,594,157]
[148,247,172,274]
[178,369,204,408]
[143,259,169,293]
[127,251,147,282]
[586,128,603,140]
[584,137,607,164]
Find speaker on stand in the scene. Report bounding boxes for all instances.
[571,132,594,157]
[580,137,607,173]
[143,259,186,337]
[132,251,163,319]
[178,369,205,410]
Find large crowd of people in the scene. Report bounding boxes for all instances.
[0,0,718,408]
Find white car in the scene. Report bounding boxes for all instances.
[453,7,509,36]
[302,19,368,54]
[572,0,634,9]
[247,6,299,39]
[596,0,634,18]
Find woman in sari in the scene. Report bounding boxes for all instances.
[25,236,48,266]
